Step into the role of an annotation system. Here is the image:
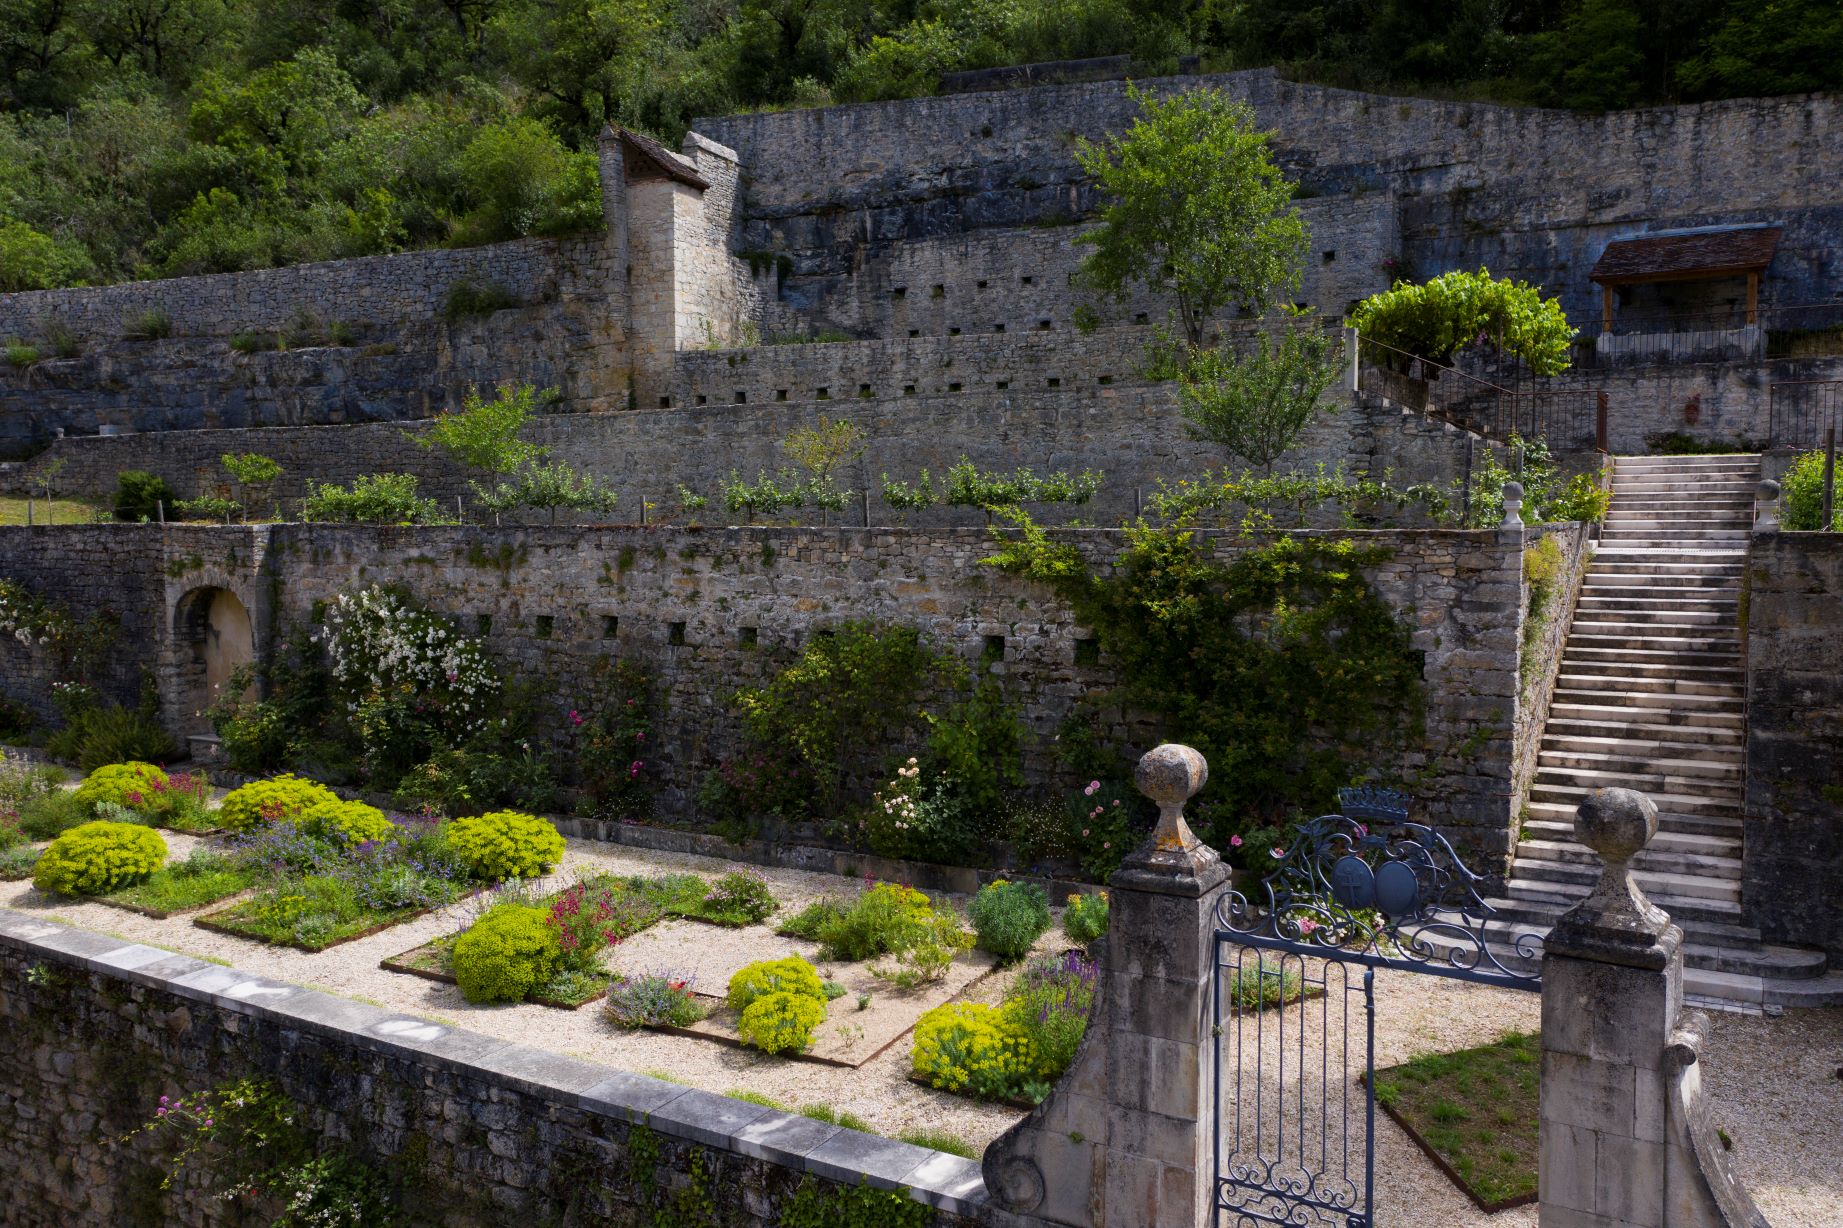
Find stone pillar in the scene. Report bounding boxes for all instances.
[983,744,1228,1228]
[1538,788,1767,1228]
[1754,479,1780,532]
[1502,480,1525,528]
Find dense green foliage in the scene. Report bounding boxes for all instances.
[1178,321,1343,471]
[218,774,340,832]
[1075,84,1305,348]
[967,879,1052,962]
[1348,269,1576,376]
[453,903,561,1003]
[2,2,1821,291]
[446,809,565,881]
[72,761,167,810]
[1780,449,1843,531]
[302,473,453,525]
[33,819,167,895]
[984,523,1425,842]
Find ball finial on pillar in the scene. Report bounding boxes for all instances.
[1135,743,1208,852]
[1549,786,1678,967]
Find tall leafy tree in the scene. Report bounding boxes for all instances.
[1178,319,1343,473]
[1074,84,1308,349]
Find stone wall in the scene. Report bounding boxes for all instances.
[0,521,1532,864]
[0,235,627,458]
[4,383,1481,529]
[701,69,1843,329]
[0,911,1000,1228]
[1742,529,1843,958]
[1510,519,1594,817]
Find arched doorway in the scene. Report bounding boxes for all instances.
[173,587,256,734]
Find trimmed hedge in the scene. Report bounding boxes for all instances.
[33,821,167,895]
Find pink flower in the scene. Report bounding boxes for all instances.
[1356,823,1368,836]
[1084,781,1100,796]
[1271,847,1287,859]
[569,710,583,726]
[1103,842,1111,849]
[636,732,644,742]
[1230,835,1243,848]
[1081,829,1090,837]
[1299,918,1319,934]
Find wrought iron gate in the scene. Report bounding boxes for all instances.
[1211,789,1543,1227]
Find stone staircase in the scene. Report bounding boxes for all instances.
[1492,453,1841,1006]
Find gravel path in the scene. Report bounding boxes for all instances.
[8,828,1837,1226]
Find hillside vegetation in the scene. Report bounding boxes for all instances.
[2,0,1837,292]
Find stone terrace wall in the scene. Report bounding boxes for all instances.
[0,912,1001,1228]
[701,70,1843,326]
[1743,530,1843,958]
[0,235,626,457]
[1509,520,1594,817]
[5,385,1481,529]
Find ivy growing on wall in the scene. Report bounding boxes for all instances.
[984,516,1426,843]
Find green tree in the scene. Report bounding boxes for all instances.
[0,219,92,289]
[1074,84,1308,348]
[781,415,865,489]
[1677,0,1843,98]
[470,458,619,519]
[1178,320,1343,473]
[420,383,549,476]
[1346,268,1575,376]
[220,451,281,517]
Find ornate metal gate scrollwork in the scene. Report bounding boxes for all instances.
[1211,789,1541,1227]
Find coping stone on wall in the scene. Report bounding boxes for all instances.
[0,908,999,1221]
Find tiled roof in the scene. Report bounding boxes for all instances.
[1590,226,1781,284]
[616,127,709,191]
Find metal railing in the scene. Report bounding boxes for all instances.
[1354,335,1606,453]
[1570,302,1843,369]
[1769,379,1843,451]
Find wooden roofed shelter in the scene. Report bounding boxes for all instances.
[1589,224,1782,333]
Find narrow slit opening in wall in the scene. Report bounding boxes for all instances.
[931,284,945,298]
[816,387,830,400]
[948,327,961,336]
[696,394,708,406]
[475,613,492,636]
[908,329,920,337]
[948,382,962,392]
[601,615,619,639]
[982,634,1006,661]
[1047,377,1061,388]
[891,287,907,300]
[669,621,687,646]
[1134,313,1149,325]
[1038,319,1051,330]
[812,627,834,642]
[735,391,746,403]
[859,383,873,397]
[535,615,554,640]
[977,280,988,289]
[1098,375,1113,386]
[775,389,788,401]
[1074,638,1100,667]
[996,381,1009,390]
[1322,250,1337,263]
[739,626,758,647]
[1021,276,1034,286]
[903,384,916,395]
[994,323,1005,332]
[658,396,671,408]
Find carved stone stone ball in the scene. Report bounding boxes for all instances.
[1573,787,1658,863]
[1757,478,1781,501]
[1502,481,1523,501]
[1134,743,1208,807]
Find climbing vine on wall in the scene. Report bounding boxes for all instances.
[0,577,119,682]
[984,516,1426,843]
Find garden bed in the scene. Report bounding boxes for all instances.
[1370,1030,1540,1213]
[196,902,442,953]
[381,936,608,1010]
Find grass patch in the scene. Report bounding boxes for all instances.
[1372,1030,1539,1211]
[102,851,254,916]
[799,1104,875,1133]
[898,1128,975,1158]
[726,1089,791,1110]
[0,497,105,526]
[1224,952,1316,1013]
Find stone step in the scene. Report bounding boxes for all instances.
[1544,714,1743,746]
[1502,876,1743,922]
[1536,749,1742,784]
[1560,648,1741,673]
[1686,967,1843,1008]
[1553,674,1743,699]
[1513,859,1740,905]
[1583,566,1743,583]
[1566,632,1742,653]
[1594,543,1748,557]
[1540,734,1744,766]
[1521,819,1740,860]
[1546,699,1743,727]
[1575,595,1738,614]
[1572,607,1733,627]
[1551,685,1743,712]
[1524,801,1741,838]
[1609,475,1760,488]
[1533,774,1732,811]
[1479,895,1761,947]
[1562,640,1741,663]
[1514,838,1741,880]
[1578,585,1742,604]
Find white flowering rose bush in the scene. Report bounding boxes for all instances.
[319,587,502,776]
